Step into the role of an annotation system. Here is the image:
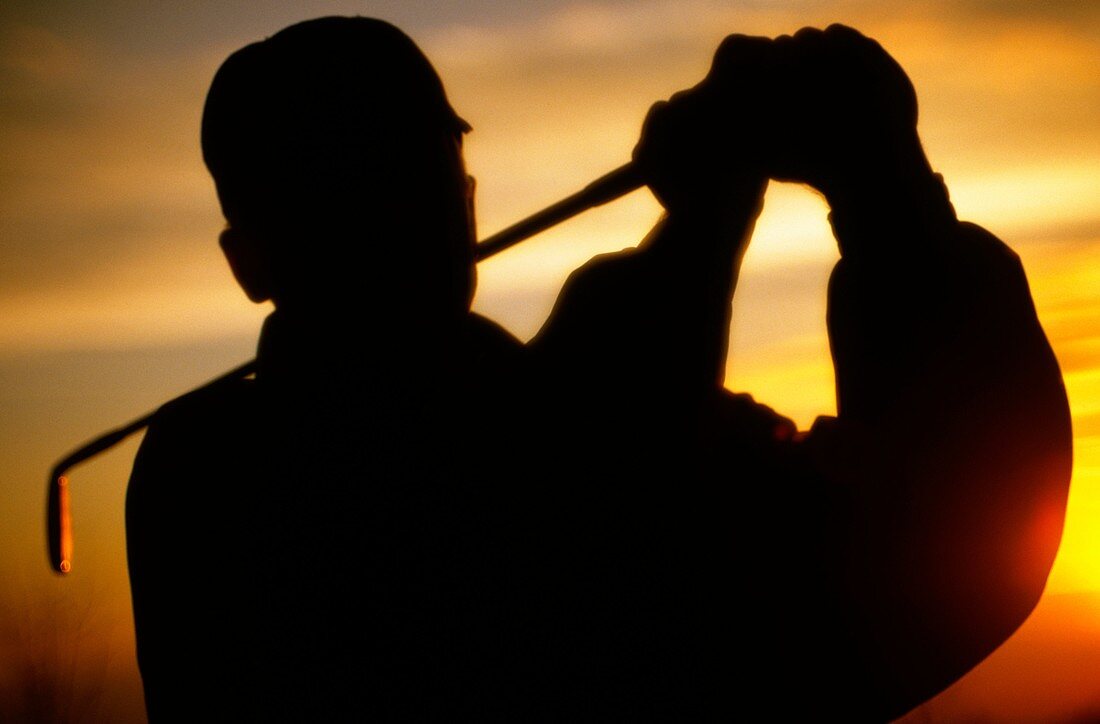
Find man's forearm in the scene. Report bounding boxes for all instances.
[530,181,766,395]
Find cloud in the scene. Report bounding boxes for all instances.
[0,23,83,81]
[945,0,1100,27]
[0,20,222,299]
[2,1,1098,354]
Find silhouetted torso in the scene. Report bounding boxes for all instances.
[126,17,1072,723]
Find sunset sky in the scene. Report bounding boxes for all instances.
[1,1,1098,720]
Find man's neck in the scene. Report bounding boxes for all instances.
[255,307,472,391]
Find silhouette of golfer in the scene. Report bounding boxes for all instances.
[126,17,1072,722]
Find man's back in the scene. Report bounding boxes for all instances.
[126,313,531,719]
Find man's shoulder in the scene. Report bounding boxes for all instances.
[133,373,258,483]
[147,373,255,435]
[467,313,526,373]
[126,375,258,538]
[468,312,523,349]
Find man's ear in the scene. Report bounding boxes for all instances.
[219,227,275,303]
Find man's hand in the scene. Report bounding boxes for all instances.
[635,25,935,209]
[767,24,930,201]
[632,34,773,219]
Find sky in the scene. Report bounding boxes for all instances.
[1,1,1098,720]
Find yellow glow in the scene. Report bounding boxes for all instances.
[744,183,837,269]
[947,162,1100,236]
[1021,237,1100,594]
[0,269,270,351]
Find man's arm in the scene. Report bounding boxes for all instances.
[519,25,1071,719]
[805,178,1073,719]
[127,416,210,720]
[510,40,779,717]
[778,25,1073,718]
[530,35,773,400]
[126,389,258,720]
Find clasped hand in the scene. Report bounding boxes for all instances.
[634,24,930,217]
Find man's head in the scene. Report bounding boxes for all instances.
[202,17,476,325]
